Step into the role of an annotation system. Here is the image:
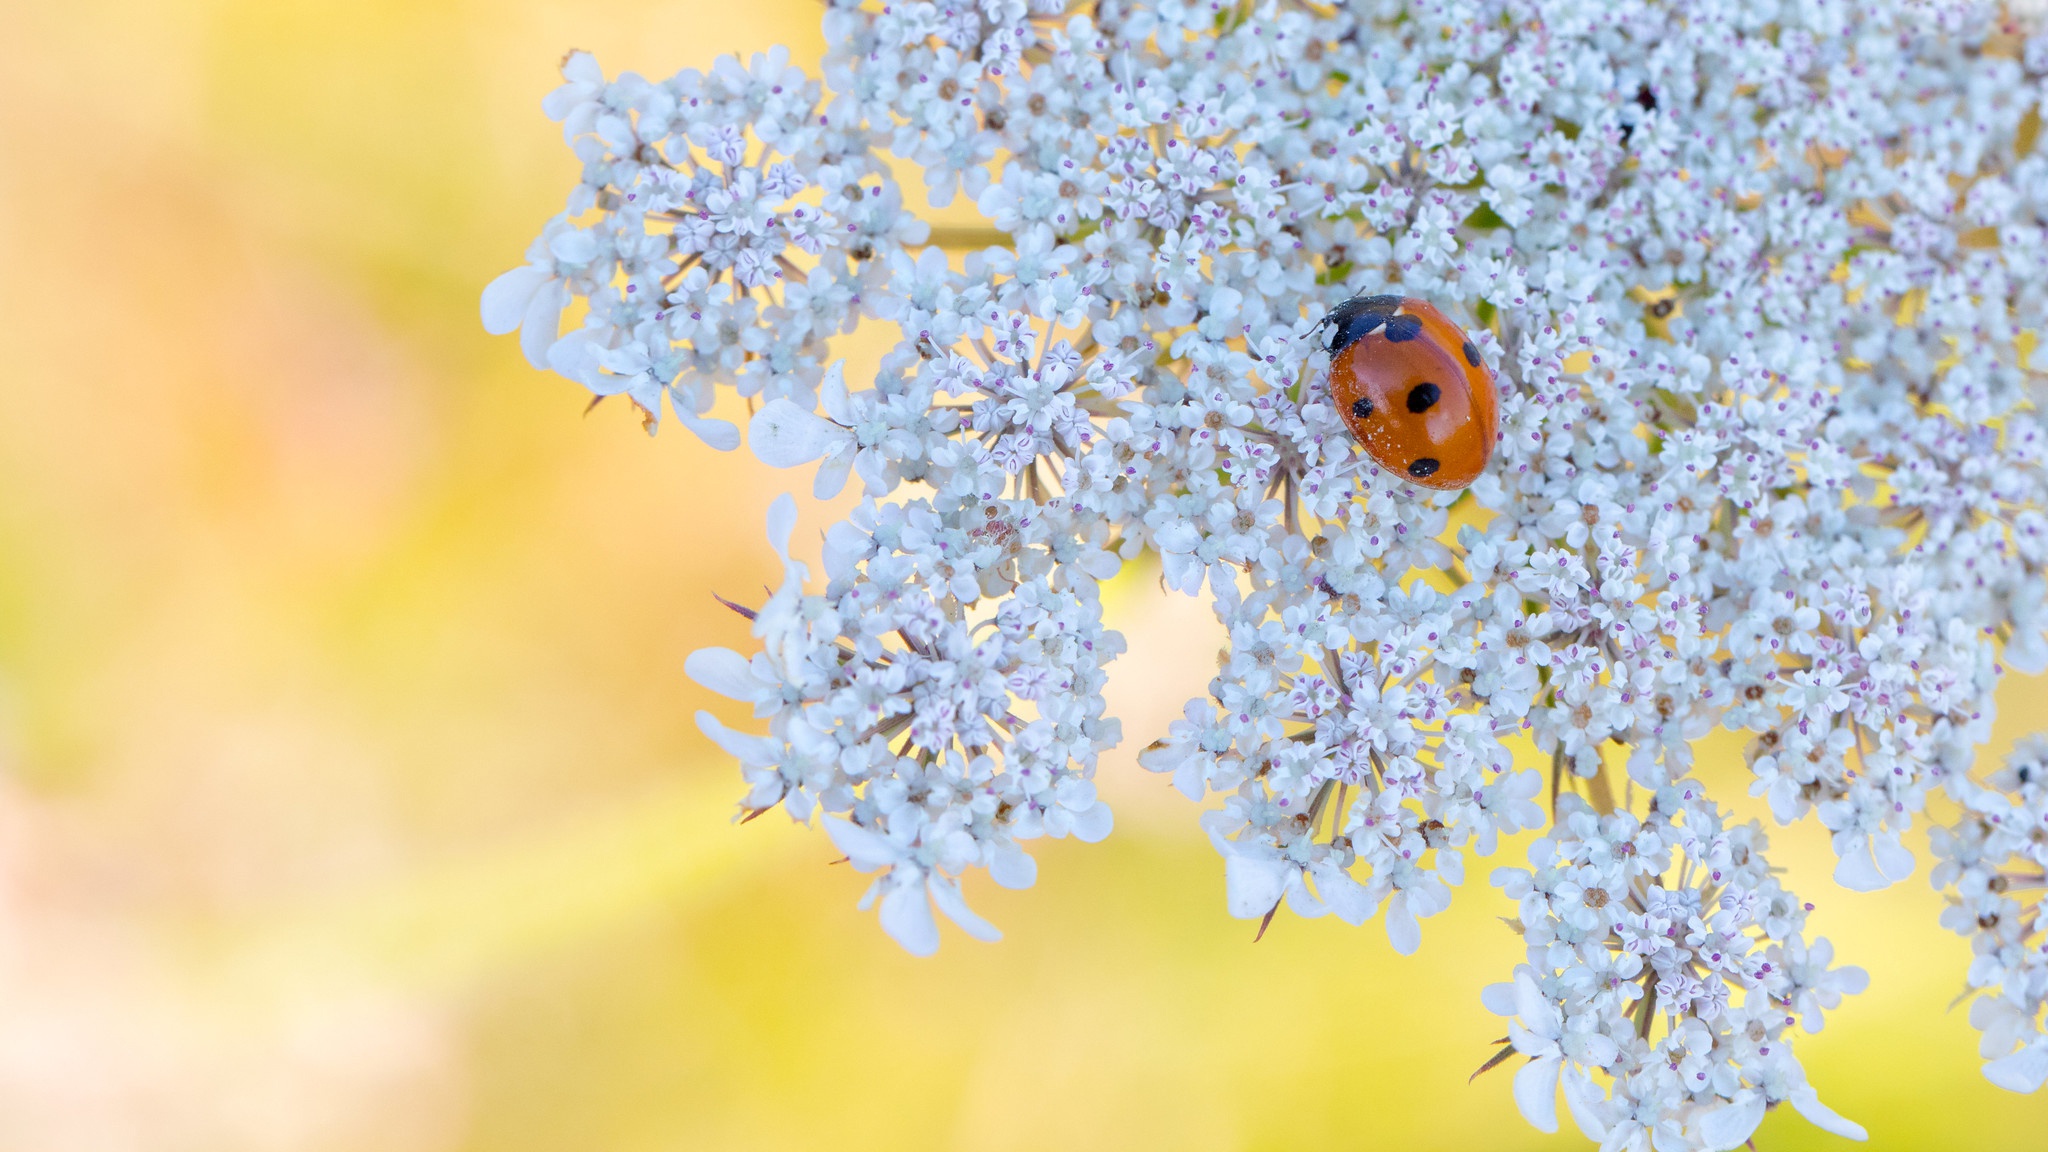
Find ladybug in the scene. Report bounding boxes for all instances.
[1322,295,1498,491]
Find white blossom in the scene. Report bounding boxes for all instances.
[495,1,2048,1142]
[1934,736,2048,1093]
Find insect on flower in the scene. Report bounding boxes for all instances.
[1323,295,1499,491]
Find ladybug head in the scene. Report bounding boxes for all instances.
[1322,294,1403,356]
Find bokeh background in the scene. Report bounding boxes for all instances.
[1,2,2045,1149]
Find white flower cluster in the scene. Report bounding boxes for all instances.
[1487,786,1871,1148]
[687,489,1122,955]
[1934,735,2048,1095]
[490,0,2048,1143]
[483,46,927,441]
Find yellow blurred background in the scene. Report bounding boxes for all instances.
[0,2,2043,1149]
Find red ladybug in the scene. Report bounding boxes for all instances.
[1323,295,1498,490]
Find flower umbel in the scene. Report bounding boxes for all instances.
[491,1,2048,1144]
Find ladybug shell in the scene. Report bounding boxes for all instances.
[1325,296,1498,491]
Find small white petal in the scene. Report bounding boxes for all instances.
[1070,799,1114,843]
[1078,549,1123,581]
[684,648,759,700]
[814,454,853,500]
[989,841,1037,890]
[1308,862,1376,925]
[680,413,741,452]
[750,398,839,467]
[822,520,872,582]
[1983,1045,2048,1093]
[560,50,603,86]
[1480,981,1519,1017]
[481,266,546,334]
[1872,833,1916,884]
[1284,875,1329,918]
[1512,970,1555,1034]
[546,329,602,386]
[541,84,584,122]
[765,493,798,567]
[927,875,1001,942]
[1054,777,1098,810]
[1788,1086,1867,1140]
[1831,839,1889,892]
[2003,630,2048,675]
[520,279,568,370]
[818,359,854,424]
[1383,891,1422,955]
[1222,851,1290,920]
[694,711,781,768]
[1560,1065,1609,1141]
[822,816,902,872]
[1511,1056,1560,1134]
[1696,1095,1765,1151]
[878,878,939,956]
[549,229,598,264]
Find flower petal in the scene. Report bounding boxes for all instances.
[1696,1095,1765,1151]
[1788,1085,1867,1141]
[822,816,902,872]
[818,359,854,424]
[680,412,741,452]
[927,874,1001,942]
[988,841,1038,890]
[878,877,939,956]
[560,49,603,86]
[1069,799,1114,843]
[548,228,598,264]
[1983,1045,2048,1093]
[1480,981,1519,1017]
[814,454,853,500]
[481,266,545,334]
[1384,891,1422,955]
[1309,862,1376,926]
[1221,850,1290,920]
[1560,1065,1609,1141]
[694,711,781,768]
[765,493,798,567]
[684,647,759,700]
[545,328,602,386]
[750,398,839,467]
[1835,963,1870,996]
[1511,1056,1560,1134]
[520,279,569,370]
[822,519,872,582]
[1831,838,1888,892]
[1872,833,1916,884]
[1512,970,1558,1037]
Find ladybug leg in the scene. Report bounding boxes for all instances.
[1323,294,1402,355]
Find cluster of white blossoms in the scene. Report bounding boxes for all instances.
[1933,735,2048,1094]
[1485,786,1873,1147]
[489,0,2048,1145]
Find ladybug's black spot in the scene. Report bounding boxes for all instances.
[1462,340,1481,367]
[1406,382,1441,413]
[1383,314,1423,342]
[1325,294,1402,355]
[1408,457,1441,478]
[1350,397,1375,420]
